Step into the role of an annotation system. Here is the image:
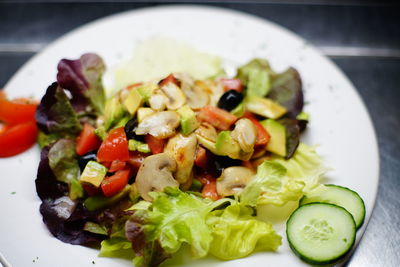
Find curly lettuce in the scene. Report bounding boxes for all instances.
[207,204,281,260]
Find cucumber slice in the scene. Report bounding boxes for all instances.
[300,184,365,229]
[287,203,356,265]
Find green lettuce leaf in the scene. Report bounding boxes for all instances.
[144,187,231,258]
[48,139,80,184]
[207,204,281,260]
[240,143,326,206]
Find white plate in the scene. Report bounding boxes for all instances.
[0,5,379,267]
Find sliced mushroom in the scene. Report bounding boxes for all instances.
[149,91,168,111]
[199,80,224,107]
[160,82,186,110]
[135,111,180,138]
[231,118,257,153]
[194,122,217,142]
[164,133,197,185]
[216,166,255,196]
[179,78,209,110]
[135,153,179,201]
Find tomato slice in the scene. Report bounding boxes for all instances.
[101,168,131,197]
[76,123,102,156]
[194,146,208,169]
[242,111,270,146]
[0,98,37,125]
[108,160,126,173]
[97,127,129,163]
[0,121,38,157]
[197,106,237,130]
[127,151,148,174]
[220,78,243,92]
[145,134,166,154]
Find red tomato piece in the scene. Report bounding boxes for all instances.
[202,178,220,201]
[145,134,166,154]
[108,160,126,173]
[194,146,208,169]
[158,74,180,87]
[0,121,38,157]
[242,111,270,146]
[197,106,237,130]
[76,123,102,156]
[220,78,243,92]
[101,168,131,197]
[127,151,149,174]
[97,127,129,163]
[0,98,37,125]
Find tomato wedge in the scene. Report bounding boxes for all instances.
[0,97,37,125]
[76,123,102,156]
[145,134,166,154]
[194,146,208,169]
[197,106,237,130]
[220,78,243,92]
[158,74,180,87]
[242,111,270,146]
[0,121,38,157]
[127,151,148,174]
[108,160,126,173]
[101,168,131,197]
[97,127,129,163]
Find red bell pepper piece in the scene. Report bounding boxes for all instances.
[197,106,237,130]
[97,127,129,163]
[101,168,131,197]
[76,123,102,156]
[220,78,243,92]
[0,121,38,157]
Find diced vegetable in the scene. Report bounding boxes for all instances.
[201,178,220,200]
[145,134,166,154]
[101,168,131,197]
[260,119,286,157]
[194,146,208,169]
[76,123,101,156]
[220,78,243,92]
[108,160,126,173]
[244,95,287,119]
[97,127,129,163]
[123,88,143,115]
[79,160,108,188]
[197,106,237,130]
[128,139,150,153]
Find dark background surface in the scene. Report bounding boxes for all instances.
[1,1,399,266]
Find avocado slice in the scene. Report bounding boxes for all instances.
[215,131,241,159]
[245,95,287,119]
[69,178,85,200]
[177,105,199,135]
[128,139,150,153]
[103,96,125,130]
[230,102,245,117]
[123,89,143,115]
[137,83,157,102]
[79,161,108,188]
[260,119,287,157]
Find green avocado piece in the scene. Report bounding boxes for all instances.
[137,83,157,102]
[69,178,85,200]
[103,96,125,130]
[245,95,287,119]
[230,102,245,117]
[177,105,199,135]
[215,131,241,159]
[128,139,150,153]
[260,119,287,157]
[123,88,143,115]
[79,161,108,188]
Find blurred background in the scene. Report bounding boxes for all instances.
[1,0,399,266]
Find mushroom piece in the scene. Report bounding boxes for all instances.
[135,153,179,201]
[160,82,186,110]
[164,133,197,185]
[216,166,255,196]
[231,118,257,153]
[135,111,180,138]
[149,92,168,111]
[195,122,218,142]
[179,78,209,110]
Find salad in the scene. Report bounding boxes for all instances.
[27,53,365,266]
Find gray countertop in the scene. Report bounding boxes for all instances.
[1,1,399,266]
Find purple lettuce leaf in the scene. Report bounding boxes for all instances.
[35,82,82,136]
[269,68,303,118]
[278,118,301,159]
[57,53,106,113]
